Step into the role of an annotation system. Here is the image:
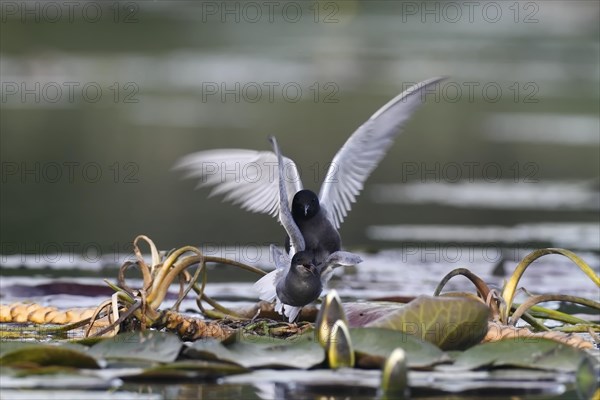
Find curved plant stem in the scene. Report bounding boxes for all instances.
[519,311,550,331]
[551,324,600,333]
[171,263,204,311]
[521,304,592,326]
[84,299,112,337]
[500,248,600,323]
[150,246,200,296]
[118,261,143,295]
[202,309,234,320]
[204,256,267,276]
[433,268,491,299]
[1,317,95,336]
[89,300,142,338]
[199,292,245,319]
[133,235,161,271]
[510,294,600,326]
[433,268,499,317]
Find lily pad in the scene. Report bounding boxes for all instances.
[353,296,490,350]
[0,344,100,369]
[0,373,114,390]
[0,389,161,400]
[186,333,325,369]
[345,302,406,326]
[350,327,447,368]
[87,330,182,363]
[0,341,41,357]
[453,338,590,372]
[131,360,247,380]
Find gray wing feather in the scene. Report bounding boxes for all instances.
[318,77,445,228]
[253,244,290,302]
[174,149,302,219]
[269,136,305,253]
[319,250,363,284]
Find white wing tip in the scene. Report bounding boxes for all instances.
[253,271,278,302]
[370,76,447,121]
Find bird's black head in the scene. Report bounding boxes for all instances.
[292,189,320,220]
[291,251,318,276]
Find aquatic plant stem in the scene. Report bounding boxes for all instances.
[510,294,600,326]
[500,248,600,323]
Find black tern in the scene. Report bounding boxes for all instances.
[175,77,443,261]
[285,188,341,265]
[253,136,362,321]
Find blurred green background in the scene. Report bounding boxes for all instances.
[1,1,599,261]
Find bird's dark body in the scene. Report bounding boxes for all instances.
[295,212,341,265]
[284,189,341,266]
[276,271,322,306]
[276,251,323,306]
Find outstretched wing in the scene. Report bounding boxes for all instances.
[174,149,303,220]
[319,250,363,285]
[319,77,445,229]
[269,136,305,253]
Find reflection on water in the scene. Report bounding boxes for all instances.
[484,112,600,145]
[372,181,600,211]
[367,222,600,249]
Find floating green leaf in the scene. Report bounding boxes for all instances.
[1,345,99,369]
[0,389,160,400]
[350,327,447,368]
[131,360,247,380]
[0,372,114,390]
[87,330,182,363]
[185,332,324,369]
[0,341,40,357]
[453,338,590,372]
[345,302,405,326]
[356,296,490,350]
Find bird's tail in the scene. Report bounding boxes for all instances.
[253,270,278,302]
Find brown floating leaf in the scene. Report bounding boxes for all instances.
[484,321,594,349]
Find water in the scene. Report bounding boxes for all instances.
[1,1,598,257]
[1,1,599,398]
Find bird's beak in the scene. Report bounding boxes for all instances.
[303,264,317,273]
